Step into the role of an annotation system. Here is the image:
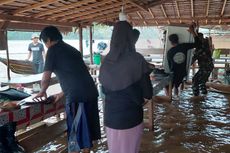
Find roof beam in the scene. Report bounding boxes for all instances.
[127,0,147,11]
[6,22,72,32]
[72,4,133,23]
[136,11,147,25]
[0,0,15,5]
[54,1,119,21]
[33,0,96,18]
[13,0,57,15]
[81,7,138,24]
[219,0,227,24]
[131,16,230,24]
[0,14,77,27]
[160,4,170,24]
[148,8,158,25]
[206,0,210,24]
[0,21,9,30]
[221,0,227,16]
[175,0,181,23]
[191,0,194,17]
[145,0,170,8]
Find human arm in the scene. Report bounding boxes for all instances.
[140,73,153,105]
[41,43,46,61]
[42,50,46,61]
[26,51,32,61]
[185,22,202,49]
[167,51,173,72]
[26,44,32,61]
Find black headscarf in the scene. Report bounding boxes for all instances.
[99,21,150,91]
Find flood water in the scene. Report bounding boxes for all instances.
[34,86,230,153]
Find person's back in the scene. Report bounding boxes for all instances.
[167,43,193,78]
[167,31,200,96]
[46,41,98,101]
[99,21,152,153]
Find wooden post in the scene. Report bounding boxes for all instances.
[89,26,93,65]
[79,26,83,56]
[0,26,10,80]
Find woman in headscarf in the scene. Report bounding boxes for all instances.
[99,21,153,153]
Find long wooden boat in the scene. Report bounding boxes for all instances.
[0,57,36,74]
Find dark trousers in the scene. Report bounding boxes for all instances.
[192,67,213,96]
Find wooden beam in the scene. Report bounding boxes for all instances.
[206,0,210,24]
[160,4,170,24]
[0,21,9,29]
[206,0,210,16]
[49,0,114,20]
[148,8,158,25]
[175,0,181,23]
[191,0,194,17]
[79,26,83,55]
[73,5,134,23]
[13,0,57,14]
[127,0,147,11]
[0,14,77,27]
[81,7,138,24]
[136,11,147,26]
[221,0,227,16]
[50,0,113,20]
[19,120,66,152]
[145,0,170,8]
[130,17,230,24]
[6,22,72,32]
[33,0,96,18]
[89,26,93,64]
[0,0,15,5]
[219,0,227,24]
[0,29,10,80]
[59,1,121,21]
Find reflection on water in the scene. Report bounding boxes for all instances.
[148,88,230,153]
[35,88,230,153]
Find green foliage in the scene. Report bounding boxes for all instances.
[7,25,159,40]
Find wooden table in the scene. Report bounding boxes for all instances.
[0,84,64,128]
[0,84,66,153]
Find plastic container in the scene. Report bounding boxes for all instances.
[93,53,101,65]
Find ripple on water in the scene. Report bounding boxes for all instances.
[34,89,230,153]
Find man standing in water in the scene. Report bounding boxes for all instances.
[33,26,101,153]
[26,33,45,73]
[191,33,214,97]
[166,23,201,98]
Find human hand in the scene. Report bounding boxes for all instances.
[187,24,195,33]
[32,91,47,102]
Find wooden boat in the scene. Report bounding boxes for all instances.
[0,57,36,74]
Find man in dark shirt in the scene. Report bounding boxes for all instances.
[167,24,201,97]
[33,26,100,153]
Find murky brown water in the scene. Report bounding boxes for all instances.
[35,87,230,153]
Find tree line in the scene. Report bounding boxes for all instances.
[7,25,159,40]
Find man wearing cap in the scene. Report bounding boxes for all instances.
[26,33,45,74]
